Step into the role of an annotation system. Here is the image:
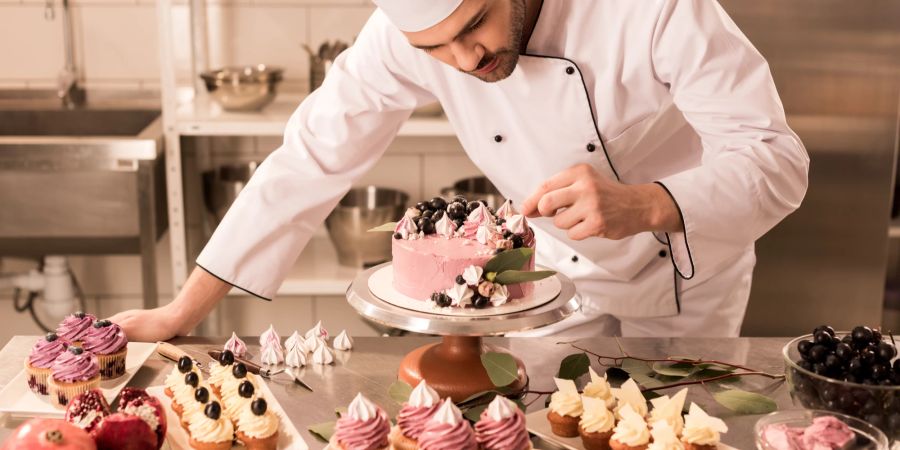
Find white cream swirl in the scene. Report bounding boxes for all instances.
[490,284,509,307]
[583,367,616,409]
[333,330,353,351]
[648,420,684,450]
[682,403,727,446]
[462,265,483,285]
[305,321,329,340]
[313,344,334,365]
[237,402,279,439]
[476,225,491,245]
[486,395,516,421]
[612,378,648,418]
[261,344,283,365]
[505,214,526,235]
[208,362,230,388]
[446,283,473,308]
[435,214,456,238]
[284,331,305,352]
[188,410,234,443]
[430,398,462,426]
[223,387,252,420]
[408,380,440,408]
[580,396,615,433]
[396,216,418,239]
[611,404,650,446]
[549,378,582,418]
[648,388,687,435]
[495,199,516,219]
[285,344,307,368]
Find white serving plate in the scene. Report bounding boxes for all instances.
[367,264,561,316]
[525,408,739,450]
[147,382,307,450]
[0,341,158,418]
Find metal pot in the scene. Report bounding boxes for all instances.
[202,162,259,224]
[440,176,506,209]
[325,186,409,268]
[200,65,283,111]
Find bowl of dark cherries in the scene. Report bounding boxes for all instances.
[784,325,899,440]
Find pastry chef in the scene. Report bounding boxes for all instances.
[111,0,809,340]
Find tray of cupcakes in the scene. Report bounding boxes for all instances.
[146,350,307,450]
[524,369,738,450]
[0,311,158,417]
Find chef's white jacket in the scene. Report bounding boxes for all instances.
[197,0,809,322]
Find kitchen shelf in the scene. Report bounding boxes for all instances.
[176,93,456,137]
[227,233,362,297]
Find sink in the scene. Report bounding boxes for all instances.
[0,109,161,136]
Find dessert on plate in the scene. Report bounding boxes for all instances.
[583,367,617,410]
[56,311,97,346]
[118,387,168,449]
[610,404,650,450]
[647,420,684,450]
[328,393,391,450]
[547,377,583,437]
[235,397,279,450]
[681,403,728,450]
[171,371,201,417]
[164,356,201,398]
[224,380,257,423]
[208,350,235,397]
[180,385,213,429]
[47,347,100,409]
[186,401,233,450]
[578,395,615,450]
[474,395,532,450]
[612,378,648,419]
[64,389,110,438]
[390,380,442,450]
[647,388,688,435]
[418,398,478,450]
[220,362,258,395]
[25,332,68,395]
[81,320,128,380]
[759,415,854,450]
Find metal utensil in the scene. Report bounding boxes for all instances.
[199,64,283,112]
[324,186,409,268]
[156,342,206,373]
[208,350,313,392]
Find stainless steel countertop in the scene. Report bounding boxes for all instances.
[0,336,796,449]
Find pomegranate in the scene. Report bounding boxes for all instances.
[92,413,158,450]
[1,418,96,450]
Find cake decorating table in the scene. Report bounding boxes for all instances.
[0,336,805,449]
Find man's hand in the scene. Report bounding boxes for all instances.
[520,163,682,241]
[107,305,184,343]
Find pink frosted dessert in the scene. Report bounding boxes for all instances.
[56,311,97,345]
[418,398,478,450]
[330,393,391,450]
[394,380,442,444]
[762,416,855,450]
[475,396,531,450]
[391,197,538,307]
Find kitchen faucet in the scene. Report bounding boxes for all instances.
[47,0,85,108]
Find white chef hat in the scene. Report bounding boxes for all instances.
[371,0,464,32]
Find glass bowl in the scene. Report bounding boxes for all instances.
[755,410,889,449]
[783,333,899,440]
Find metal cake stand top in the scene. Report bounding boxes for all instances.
[346,262,580,336]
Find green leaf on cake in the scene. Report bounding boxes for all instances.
[388,380,413,404]
[481,352,519,387]
[711,387,777,414]
[485,248,534,273]
[308,421,336,442]
[494,270,556,285]
[367,222,397,232]
[556,353,590,381]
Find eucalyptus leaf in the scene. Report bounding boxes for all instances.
[712,388,777,414]
[388,380,413,404]
[368,222,397,232]
[642,391,662,401]
[463,404,489,422]
[620,358,665,388]
[481,352,519,387]
[513,399,527,413]
[697,363,736,372]
[458,390,500,407]
[485,248,534,273]
[604,367,630,384]
[494,270,556,285]
[308,421,336,442]
[692,368,734,380]
[557,353,590,381]
[651,361,696,378]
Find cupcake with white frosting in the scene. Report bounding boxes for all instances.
[582,367,616,409]
[612,378,648,419]
[187,400,233,450]
[546,378,583,437]
[236,397,279,450]
[648,388,688,434]
[329,393,390,450]
[578,396,615,450]
[389,380,441,450]
[474,396,532,450]
[681,403,728,450]
[418,398,478,450]
[648,420,685,450]
[610,403,650,450]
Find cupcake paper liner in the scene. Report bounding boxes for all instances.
[236,430,279,450]
[96,347,127,380]
[24,360,52,396]
[47,375,100,409]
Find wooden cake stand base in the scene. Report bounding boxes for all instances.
[397,336,528,402]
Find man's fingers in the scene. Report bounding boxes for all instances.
[553,205,583,230]
[535,186,579,217]
[567,219,600,241]
[521,166,583,217]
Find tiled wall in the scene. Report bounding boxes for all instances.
[0,0,483,343]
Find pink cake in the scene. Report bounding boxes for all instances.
[389,197,540,309]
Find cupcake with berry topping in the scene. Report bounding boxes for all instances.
[224,380,257,423]
[47,347,100,409]
[164,356,201,398]
[236,398,279,450]
[187,401,233,450]
[610,404,650,450]
[418,398,478,450]
[579,396,615,450]
[474,396,532,450]
[172,371,202,418]
[547,378,583,437]
[389,380,441,450]
[56,311,96,346]
[220,362,258,398]
[25,332,68,395]
[681,403,728,450]
[329,393,391,450]
[208,350,234,397]
[81,319,127,380]
[181,385,213,430]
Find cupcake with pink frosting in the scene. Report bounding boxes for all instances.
[328,393,391,450]
[56,311,96,346]
[24,332,68,395]
[389,380,441,450]
[81,319,128,380]
[418,398,478,450]
[47,346,100,409]
[475,396,532,450]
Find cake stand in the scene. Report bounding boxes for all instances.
[345,262,580,402]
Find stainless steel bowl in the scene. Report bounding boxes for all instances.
[325,186,409,268]
[200,65,283,111]
[202,162,259,224]
[440,176,506,209]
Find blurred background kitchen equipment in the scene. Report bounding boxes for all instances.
[305,40,349,93]
[199,65,283,112]
[441,176,506,209]
[202,161,259,226]
[325,186,409,268]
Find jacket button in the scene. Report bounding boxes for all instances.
[571,255,578,262]
[494,135,503,143]
[586,143,596,152]
[659,250,668,258]
[565,67,575,75]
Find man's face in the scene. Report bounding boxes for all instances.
[404,0,526,83]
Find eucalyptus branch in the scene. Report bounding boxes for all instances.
[640,371,784,393]
[562,342,775,376]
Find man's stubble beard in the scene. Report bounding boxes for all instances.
[469,0,525,83]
